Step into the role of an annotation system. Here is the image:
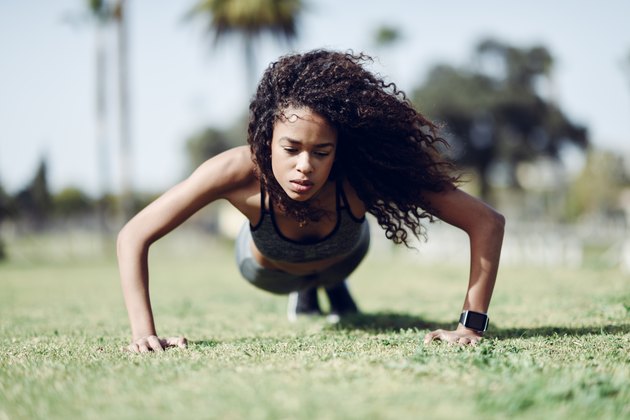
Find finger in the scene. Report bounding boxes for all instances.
[162,336,188,349]
[424,329,445,344]
[127,343,139,353]
[423,330,439,344]
[177,337,188,348]
[457,337,470,346]
[147,336,164,352]
[138,343,150,353]
[443,333,460,345]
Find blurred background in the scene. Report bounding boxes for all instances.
[1,0,630,272]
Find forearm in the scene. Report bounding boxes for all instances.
[422,188,505,344]
[117,230,157,340]
[461,211,505,314]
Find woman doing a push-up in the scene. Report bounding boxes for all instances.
[117,50,505,353]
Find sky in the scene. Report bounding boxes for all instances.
[1,0,629,196]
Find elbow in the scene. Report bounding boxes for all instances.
[466,204,505,240]
[117,221,149,259]
[488,208,506,238]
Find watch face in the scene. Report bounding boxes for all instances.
[465,311,488,331]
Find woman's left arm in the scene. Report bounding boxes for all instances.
[421,188,505,345]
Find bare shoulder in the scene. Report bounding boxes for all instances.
[188,146,263,222]
[118,146,259,243]
[186,146,257,197]
[422,187,505,231]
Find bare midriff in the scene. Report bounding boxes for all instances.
[249,240,347,275]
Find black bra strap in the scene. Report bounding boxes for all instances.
[337,178,349,209]
[337,178,364,222]
[260,185,266,211]
[250,185,267,231]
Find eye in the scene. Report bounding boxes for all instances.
[314,151,331,157]
[283,147,298,154]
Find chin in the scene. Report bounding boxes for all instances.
[286,191,312,202]
[280,187,313,202]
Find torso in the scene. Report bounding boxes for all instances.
[223,147,367,275]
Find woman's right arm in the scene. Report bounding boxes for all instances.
[117,146,255,352]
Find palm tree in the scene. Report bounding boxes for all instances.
[189,0,304,94]
[86,0,133,227]
[112,0,134,223]
[623,49,630,105]
[87,0,113,233]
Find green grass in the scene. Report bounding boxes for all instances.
[1,232,628,420]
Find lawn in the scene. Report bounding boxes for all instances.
[1,231,628,419]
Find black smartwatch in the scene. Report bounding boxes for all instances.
[459,310,489,333]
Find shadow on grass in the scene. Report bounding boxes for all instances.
[329,311,630,339]
[488,324,629,339]
[328,312,447,333]
[183,314,628,346]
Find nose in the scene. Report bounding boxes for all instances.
[296,152,313,174]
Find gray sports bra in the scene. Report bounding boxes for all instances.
[250,179,366,263]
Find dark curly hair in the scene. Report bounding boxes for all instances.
[248,49,459,246]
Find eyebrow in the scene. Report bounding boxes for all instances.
[279,137,335,148]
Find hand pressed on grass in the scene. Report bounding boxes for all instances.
[423,325,483,346]
[125,335,188,353]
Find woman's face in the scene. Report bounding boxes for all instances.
[270,106,337,202]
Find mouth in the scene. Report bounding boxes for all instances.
[290,179,314,193]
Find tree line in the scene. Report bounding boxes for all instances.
[3,38,625,229]
[3,1,629,260]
